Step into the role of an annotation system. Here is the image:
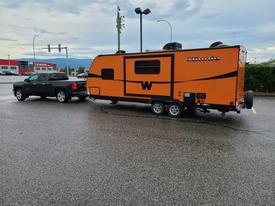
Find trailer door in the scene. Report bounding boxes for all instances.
[124,55,173,97]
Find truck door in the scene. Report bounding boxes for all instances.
[36,73,49,96]
[124,54,173,97]
[24,74,40,96]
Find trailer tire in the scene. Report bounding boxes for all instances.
[167,103,182,118]
[245,90,253,109]
[151,101,165,115]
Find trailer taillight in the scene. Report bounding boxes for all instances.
[71,83,78,90]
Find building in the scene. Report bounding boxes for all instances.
[0,59,57,75]
[33,62,57,73]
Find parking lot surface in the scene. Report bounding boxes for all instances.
[0,82,274,205]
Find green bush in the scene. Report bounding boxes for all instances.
[245,64,275,92]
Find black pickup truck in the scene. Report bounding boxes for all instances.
[13,72,87,103]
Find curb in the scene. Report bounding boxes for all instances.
[0,82,14,84]
[254,92,275,97]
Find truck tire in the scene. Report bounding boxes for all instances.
[167,103,182,118]
[151,101,165,115]
[15,88,25,101]
[245,90,253,109]
[56,90,68,103]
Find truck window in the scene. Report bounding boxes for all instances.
[49,73,68,80]
[135,60,160,74]
[101,69,114,80]
[29,75,39,81]
[38,74,48,81]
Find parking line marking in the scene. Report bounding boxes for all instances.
[252,107,257,114]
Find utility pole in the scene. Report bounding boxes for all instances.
[46,44,69,76]
[116,5,125,52]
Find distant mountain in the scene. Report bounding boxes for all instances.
[20,58,92,69]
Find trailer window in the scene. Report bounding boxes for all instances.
[135,60,160,74]
[101,69,114,80]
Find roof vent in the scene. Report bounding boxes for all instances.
[209,41,229,48]
[163,42,182,51]
[116,50,126,54]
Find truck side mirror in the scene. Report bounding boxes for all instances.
[24,78,30,82]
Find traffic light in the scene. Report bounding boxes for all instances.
[48,44,51,52]
[58,44,61,52]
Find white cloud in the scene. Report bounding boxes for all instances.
[0,0,274,62]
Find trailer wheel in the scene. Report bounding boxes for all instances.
[151,101,165,115]
[245,90,253,109]
[167,103,182,118]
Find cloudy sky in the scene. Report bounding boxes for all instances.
[0,0,274,62]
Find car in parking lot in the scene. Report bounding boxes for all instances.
[24,72,35,76]
[13,72,87,103]
[77,72,88,79]
[2,71,18,75]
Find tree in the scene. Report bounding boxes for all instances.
[59,67,73,76]
[77,66,85,74]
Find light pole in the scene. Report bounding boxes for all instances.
[157,19,173,43]
[65,46,69,76]
[135,7,151,52]
[33,34,39,60]
[8,54,11,70]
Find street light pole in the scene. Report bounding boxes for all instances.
[8,54,11,70]
[33,34,39,60]
[140,13,142,52]
[157,19,173,42]
[135,7,151,53]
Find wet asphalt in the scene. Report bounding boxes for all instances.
[0,83,274,205]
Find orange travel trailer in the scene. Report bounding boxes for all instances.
[86,43,253,117]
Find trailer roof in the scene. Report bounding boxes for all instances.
[97,45,241,57]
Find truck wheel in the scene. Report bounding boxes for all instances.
[151,101,165,115]
[56,90,68,103]
[245,90,253,109]
[15,88,25,101]
[167,103,182,118]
